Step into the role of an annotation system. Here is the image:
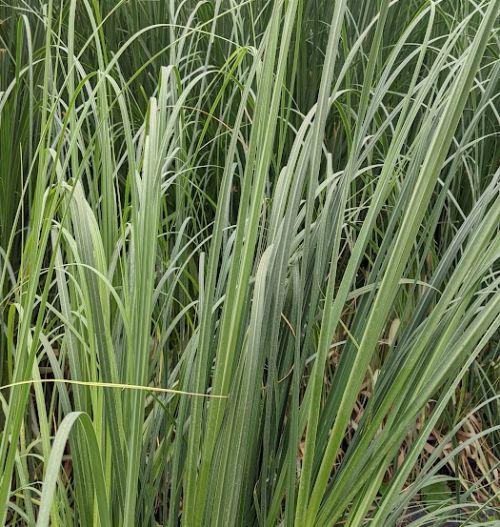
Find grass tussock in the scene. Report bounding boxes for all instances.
[0,0,499,525]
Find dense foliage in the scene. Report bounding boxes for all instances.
[0,0,499,525]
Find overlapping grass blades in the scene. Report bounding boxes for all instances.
[0,0,498,525]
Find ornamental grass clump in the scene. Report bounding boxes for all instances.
[0,0,499,525]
